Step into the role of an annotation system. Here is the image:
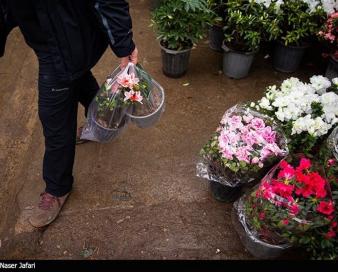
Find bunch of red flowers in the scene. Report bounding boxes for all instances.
[319,12,338,59]
[246,156,336,245]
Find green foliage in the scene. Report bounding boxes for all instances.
[151,0,213,50]
[275,0,326,46]
[223,0,280,52]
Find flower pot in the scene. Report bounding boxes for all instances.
[222,43,255,79]
[160,43,192,78]
[209,181,242,203]
[325,55,338,80]
[272,42,307,73]
[150,0,165,11]
[232,197,291,259]
[126,79,165,128]
[208,25,224,52]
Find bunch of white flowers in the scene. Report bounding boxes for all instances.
[255,75,338,137]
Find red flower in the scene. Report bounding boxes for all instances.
[289,204,300,215]
[296,158,312,171]
[282,219,289,225]
[327,159,336,167]
[259,212,265,220]
[325,229,336,239]
[317,201,335,216]
[331,221,337,229]
[271,181,294,198]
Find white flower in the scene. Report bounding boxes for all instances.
[310,75,331,94]
[259,97,273,110]
[332,77,338,86]
[302,0,321,13]
[321,0,338,15]
[123,90,143,104]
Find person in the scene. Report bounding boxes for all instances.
[0,0,138,228]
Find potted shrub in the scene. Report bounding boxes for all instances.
[197,104,288,203]
[222,0,279,79]
[319,12,338,80]
[151,0,213,78]
[234,155,336,259]
[271,0,326,73]
[207,0,227,52]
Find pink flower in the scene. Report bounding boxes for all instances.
[261,126,276,144]
[327,159,336,167]
[259,212,265,220]
[117,73,140,89]
[252,157,259,164]
[235,147,251,163]
[250,117,266,130]
[241,130,258,146]
[282,219,289,225]
[221,146,234,160]
[289,203,300,215]
[124,90,143,103]
[227,115,243,129]
[243,114,254,124]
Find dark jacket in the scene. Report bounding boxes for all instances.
[0,0,135,81]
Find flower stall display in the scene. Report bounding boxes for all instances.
[197,104,288,202]
[319,11,338,79]
[252,76,338,155]
[233,155,336,259]
[80,63,165,142]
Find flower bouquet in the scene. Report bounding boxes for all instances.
[234,155,336,259]
[81,63,165,142]
[253,76,338,155]
[197,104,288,202]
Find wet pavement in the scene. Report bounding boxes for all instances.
[0,0,318,259]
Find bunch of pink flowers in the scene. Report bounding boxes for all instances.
[116,72,143,104]
[218,113,285,167]
[319,12,338,59]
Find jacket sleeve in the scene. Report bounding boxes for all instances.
[0,0,17,57]
[93,0,135,58]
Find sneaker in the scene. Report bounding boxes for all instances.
[76,126,90,145]
[29,191,70,228]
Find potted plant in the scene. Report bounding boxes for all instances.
[222,0,279,79]
[197,104,288,203]
[319,12,338,80]
[151,0,213,78]
[252,75,338,156]
[271,0,326,73]
[234,155,336,259]
[126,65,165,128]
[207,0,227,52]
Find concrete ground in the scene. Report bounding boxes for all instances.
[0,0,319,259]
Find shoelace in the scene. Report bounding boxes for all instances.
[38,192,58,210]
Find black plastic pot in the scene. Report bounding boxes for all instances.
[325,55,338,80]
[208,25,224,52]
[222,43,255,79]
[273,42,307,73]
[160,43,192,78]
[209,181,242,203]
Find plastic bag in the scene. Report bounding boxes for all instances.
[232,193,291,259]
[327,126,338,160]
[80,63,164,142]
[196,104,289,187]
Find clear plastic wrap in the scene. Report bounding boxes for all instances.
[232,193,291,259]
[327,126,338,160]
[81,63,165,142]
[196,104,289,187]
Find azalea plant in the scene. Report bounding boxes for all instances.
[319,11,338,60]
[244,155,337,258]
[94,64,150,129]
[252,76,338,155]
[199,105,288,187]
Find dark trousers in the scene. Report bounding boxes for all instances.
[38,60,99,197]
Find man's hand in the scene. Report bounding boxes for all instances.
[120,47,138,69]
